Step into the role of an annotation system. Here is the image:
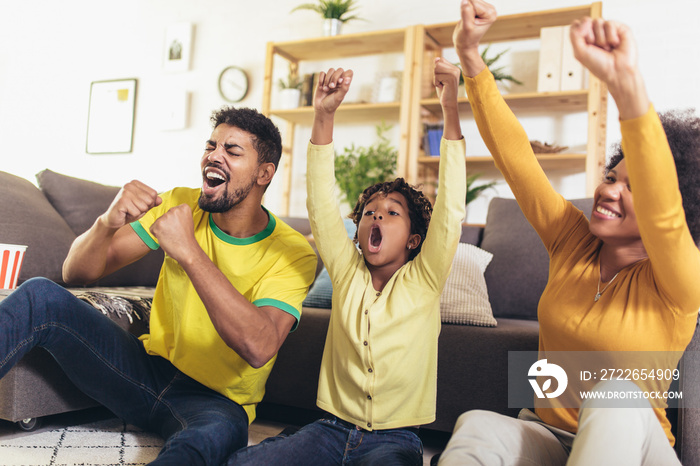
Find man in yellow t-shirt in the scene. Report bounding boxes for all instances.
[0,107,317,466]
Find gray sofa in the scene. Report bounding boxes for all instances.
[0,170,697,465]
[0,169,162,430]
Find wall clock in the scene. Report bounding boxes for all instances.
[218,66,249,102]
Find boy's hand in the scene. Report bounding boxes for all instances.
[313,67,353,116]
[453,0,497,77]
[570,18,648,119]
[434,57,461,108]
[434,58,464,141]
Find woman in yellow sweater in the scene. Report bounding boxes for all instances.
[439,1,700,465]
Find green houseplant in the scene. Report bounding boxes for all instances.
[456,44,523,87]
[277,74,303,91]
[466,173,497,206]
[291,0,364,35]
[278,73,303,109]
[481,44,523,85]
[334,122,397,208]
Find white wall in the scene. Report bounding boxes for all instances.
[2,0,699,222]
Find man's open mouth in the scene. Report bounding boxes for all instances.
[203,166,228,190]
[368,224,383,253]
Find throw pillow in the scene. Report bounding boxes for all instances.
[36,169,120,235]
[440,242,496,327]
[480,197,592,320]
[302,218,357,309]
[35,169,164,287]
[302,268,333,308]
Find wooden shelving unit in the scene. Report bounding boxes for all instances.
[262,27,417,215]
[263,3,607,214]
[408,2,607,198]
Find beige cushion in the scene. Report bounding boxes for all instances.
[440,242,496,327]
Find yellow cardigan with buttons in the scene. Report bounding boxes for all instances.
[306,138,466,430]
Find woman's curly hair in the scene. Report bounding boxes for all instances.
[606,108,700,245]
[349,178,433,260]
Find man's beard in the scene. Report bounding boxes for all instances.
[198,176,257,213]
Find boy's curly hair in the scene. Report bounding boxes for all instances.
[606,108,700,245]
[349,178,433,260]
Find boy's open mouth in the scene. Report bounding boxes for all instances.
[368,224,383,253]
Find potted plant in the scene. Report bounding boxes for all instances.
[291,0,364,36]
[334,122,397,208]
[466,173,497,207]
[278,74,303,109]
[454,44,522,95]
[481,44,523,87]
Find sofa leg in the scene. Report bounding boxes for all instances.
[16,417,42,432]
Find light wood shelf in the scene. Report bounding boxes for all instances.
[271,28,408,61]
[419,90,589,116]
[418,153,587,171]
[409,3,606,199]
[263,27,416,215]
[269,102,401,125]
[424,4,597,46]
[263,3,606,214]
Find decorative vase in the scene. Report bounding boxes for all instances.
[279,88,301,109]
[458,84,467,99]
[323,18,342,36]
[377,76,399,103]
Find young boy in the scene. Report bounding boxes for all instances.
[227,58,466,465]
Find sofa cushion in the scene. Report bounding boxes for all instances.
[302,219,356,308]
[440,242,496,327]
[480,197,592,320]
[302,268,333,308]
[36,169,120,236]
[35,170,164,287]
[0,171,76,285]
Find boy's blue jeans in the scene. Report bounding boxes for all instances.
[227,415,424,465]
[0,277,248,465]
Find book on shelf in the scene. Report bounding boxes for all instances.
[300,73,317,107]
[423,123,444,156]
[537,26,586,92]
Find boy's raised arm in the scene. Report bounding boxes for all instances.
[433,57,463,141]
[311,68,353,145]
[307,67,358,275]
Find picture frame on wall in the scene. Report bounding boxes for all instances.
[86,78,137,154]
[163,22,193,72]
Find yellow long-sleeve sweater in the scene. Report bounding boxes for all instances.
[465,68,700,444]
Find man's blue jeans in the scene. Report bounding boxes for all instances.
[0,278,249,465]
[227,415,424,465]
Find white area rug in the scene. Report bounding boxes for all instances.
[0,418,163,466]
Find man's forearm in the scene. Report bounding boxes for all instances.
[181,249,290,369]
[62,215,118,284]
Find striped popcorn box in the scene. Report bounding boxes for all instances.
[0,244,27,290]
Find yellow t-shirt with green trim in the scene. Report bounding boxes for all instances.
[131,187,317,423]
